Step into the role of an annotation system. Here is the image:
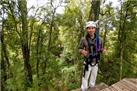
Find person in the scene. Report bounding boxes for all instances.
[79,21,103,91]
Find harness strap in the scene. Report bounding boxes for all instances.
[83,35,99,77]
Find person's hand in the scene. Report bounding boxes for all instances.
[81,50,88,57]
[103,48,107,55]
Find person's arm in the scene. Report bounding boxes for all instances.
[79,38,88,57]
[100,39,107,54]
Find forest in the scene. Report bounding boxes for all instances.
[0,0,137,91]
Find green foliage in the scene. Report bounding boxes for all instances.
[6,60,24,91]
[1,0,137,91]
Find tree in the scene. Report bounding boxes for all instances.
[117,0,137,80]
[18,0,32,87]
[89,0,100,21]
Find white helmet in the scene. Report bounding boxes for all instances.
[85,21,96,28]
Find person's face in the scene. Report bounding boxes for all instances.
[86,26,96,36]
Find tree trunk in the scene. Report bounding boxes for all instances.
[1,4,9,90]
[36,29,42,78]
[1,19,7,91]
[102,26,108,48]
[18,0,32,87]
[89,0,100,21]
[119,1,129,80]
[43,5,56,74]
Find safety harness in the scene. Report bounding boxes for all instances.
[83,34,100,77]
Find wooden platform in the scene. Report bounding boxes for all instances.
[71,78,137,91]
[101,78,137,91]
